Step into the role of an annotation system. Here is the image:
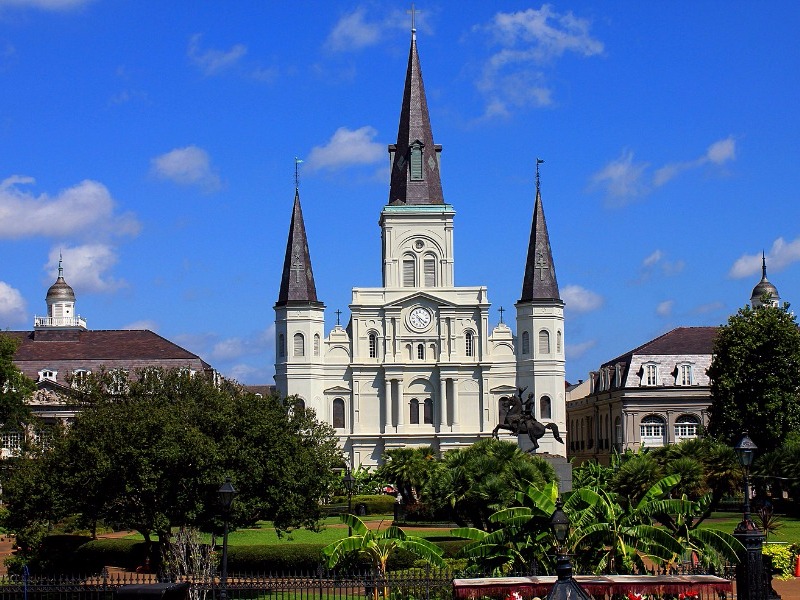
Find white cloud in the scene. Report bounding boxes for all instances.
[0,281,26,325]
[562,284,603,313]
[209,325,274,362]
[729,236,800,278]
[474,6,602,118]
[0,176,140,239]
[654,136,736,187]
[590,150,649,205]
[187,34,246,76]
[0,0,92,9]
[642,250,662,268]
[566,339,596,359]
[692,301,725,315]
[326,7,381,51]
[306,126,383,171]
[122,319,159,331]
[150,146,221,192]
[656,300,674,317]
[706,136,736,164]
[47,244,126,293]
[638,249,684,280]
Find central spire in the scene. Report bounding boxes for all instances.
[388,29,444,205]
[520,159,560,302]
[276,186,320,307]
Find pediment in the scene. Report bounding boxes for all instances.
[490,384,518,394]
[386,291,456,309]
[323,385,352,395]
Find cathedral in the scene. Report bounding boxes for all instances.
[274,30,566,467]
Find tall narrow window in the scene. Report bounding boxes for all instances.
[677,364,693,386]
[465,331,474,357]
[410,398,420,424]
[293,333,305,357]
[556,330,563,353]
[424,398,433,424]
[643,363,658,386]
[498,397,509,425]
[675,415,700,440]
[538,329,550,354]
[410,144,423,180]
[403,257,416,287]
[539,395,552,419]
[521,331,530,355]
[332,398,345,429]
[278,334,285,357]
[423,256,436,287]
[369,333,378,358]
[417,344,425,360]
[313,334,320,356]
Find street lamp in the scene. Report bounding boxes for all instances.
[732,432,765,600]
[343,470,356,536]
[545,500,591,600]
[218,478,237,600]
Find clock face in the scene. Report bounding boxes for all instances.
[409,307,432,330]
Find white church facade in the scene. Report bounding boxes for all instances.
[274,31,566,467]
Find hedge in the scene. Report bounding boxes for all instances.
[329,495,396,516]
[228,544,326,573]
[73,539,149,572]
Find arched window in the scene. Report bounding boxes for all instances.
[676,364,693,386]
[521,331,530,355]
[410,398,420,424]
[642,363,658,386]
[640,415,666,447]
[278,334,286,357]
[556,330,562,353]
[465,331,474,357]
[313,334,320,356]
[71,369,91,390]
[538,329,550,354]
[332,398,345,429]
[539,395,552,419]
[403,255,416,287]
[675,415,700,440]
[38,368,57,383]
[417,344,425,360]
[369,333,378,358]
[424,398,433,424]
[294,398,305,411]
[293,333,305,357]
[498,397,509,425]
[423,255,436,287]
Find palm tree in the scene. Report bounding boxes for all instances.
[376,446,436,504]
[322,514,445,598]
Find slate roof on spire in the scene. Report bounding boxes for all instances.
[520,187,560,302]
[388,33,444,205]
[276,190,321,306]
[751,251,780,304]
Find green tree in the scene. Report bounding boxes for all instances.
[423,439,555,529]
[707,302,800,453]
[0,334,34,436]
[375,446,436,504]
[4,369,343,567]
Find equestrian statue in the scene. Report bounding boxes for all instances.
[491,387,564,452]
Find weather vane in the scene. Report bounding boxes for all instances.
[294,157,304,190]
[536,158,544,194]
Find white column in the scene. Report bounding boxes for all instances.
[439,377,448,429]
[396,379,405,429]
[383,378,392,434]
[452,378,460,426]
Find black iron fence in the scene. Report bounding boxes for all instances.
[0,565,737,600]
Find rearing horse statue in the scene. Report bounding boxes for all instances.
[491,387,564,452]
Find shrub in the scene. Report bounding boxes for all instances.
[73,538,149,572]
[763,543,794,579]
[227,544,326,573]
[330,495,396,516]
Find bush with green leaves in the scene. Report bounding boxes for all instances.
[763,543,794,579]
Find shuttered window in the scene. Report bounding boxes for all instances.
[423,257,436,287]
[538,329,550,354]
[293,333,305,357]
[411,146,423,180]
[403,258,416,287]
[465,331,474,357]
[521,331,530,355]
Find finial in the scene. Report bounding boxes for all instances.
[535,158,544,195]
[335,309,342,326]
[407,4,420,40]
[58,251,63,278]
[294,157,304,191]
[762,250,767,279]
[499,306,505,324]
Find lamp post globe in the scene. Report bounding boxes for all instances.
[218,478,237,600]
[545,499,591,600]
[343,470,356,536]
[732,432,766,600]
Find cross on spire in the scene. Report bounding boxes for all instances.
[407,4,420,37]
[294,157,303,190]
[498,306,505,324]
[536,157,544,195]
[335,309,342,326]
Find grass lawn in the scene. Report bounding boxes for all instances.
[698,512,800,544]
[122,515,456,546]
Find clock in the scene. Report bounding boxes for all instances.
[408,307,432,330]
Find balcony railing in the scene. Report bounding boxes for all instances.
[34,315,87,328]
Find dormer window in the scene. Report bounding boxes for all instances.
[676,363,693,386]
[641,363,658,387]
[38,368,58,383]
[410,142,424,180]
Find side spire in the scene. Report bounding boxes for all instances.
[388,26,443,205]
[276,164,320,306]
[520,159,560,302]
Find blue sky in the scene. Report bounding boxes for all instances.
[1,1,799,385]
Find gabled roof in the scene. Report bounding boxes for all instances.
[6,329,209,364]
[602,326,718,369]
[276,189,321,306]
[388,33,444,206]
